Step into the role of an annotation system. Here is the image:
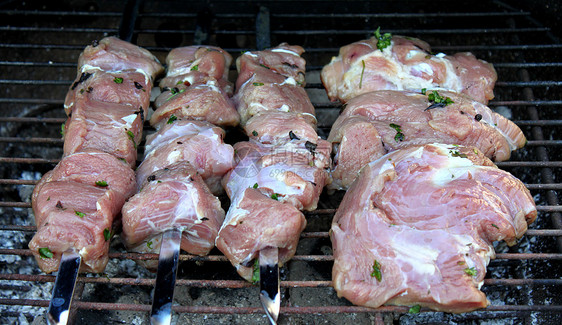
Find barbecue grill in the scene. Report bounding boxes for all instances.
[1,0,561,324]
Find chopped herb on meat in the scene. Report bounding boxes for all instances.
[167,114,178,124]
[252,183,259,189]
[374,27,392,51]
[253,82,264,86]
[147,240,153,249]
[75,211,85,218]
[425,90,454,110]
[190,64,199,71]
[464,267,477,276]
[359,60,365,89]
[126,130,137,149]
[450,150,468,158]
[95,180,108,187]
[251,259,260,284]
[252,130,258,136]
[409,305,421,314]
[113,77,124,84]
[370,259,382,282]
[39,247,53,259]
[271,193,279,201]
[389,123,405,142]
[103,228,111,241]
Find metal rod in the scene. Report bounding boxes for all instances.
[46,251,81,325]
[150,229,182,325]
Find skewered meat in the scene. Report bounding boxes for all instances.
[150,45,239,128]
[122,162,225,257]
[77,36,164,79]
[328,90,526,190]
[122,45,237,264]
[233,43,315,126]
[216,44,331,281]
[331,143,537,313]
[64,69,151,116]
[63,96,144,168]
[150,78,239,128]
[29,151,136,273]
[29,37,162,273]
[321,35,497,104]
[135,119,234,195]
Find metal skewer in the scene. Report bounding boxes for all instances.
[150,228,182,325]
[47,250,81,325]
[259,247,280,325]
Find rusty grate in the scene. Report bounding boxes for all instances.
[0,0,561,324]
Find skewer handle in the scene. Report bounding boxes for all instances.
[150,228,182,325]
[47,250,81,325]
[259,247,280,325]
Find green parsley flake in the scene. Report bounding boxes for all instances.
[464,267,478,276]
[39,247,53,259]
[147,240,153,249]
[421,88,427,95]
[251,259,260,284]
[126,130,137,149]
[190,65,199,71]
[167,114,178,124]
[103,228,111,241]
[75,211,85,218]
[271,193,279,201]
[450,150,468,158]
[359,60,365,89]
[60,123,65,137]
[427,90,454,107]
[492,224,500,229]
[252,82,264,86]
[253,183,259,189]
[252,130,258,136]
[167,88,186,100]
[95,180,108,187]
[370,260,382,282]
[113,77,124,84]
[374,27,392,51]
[389,123,405,142]
[409,304,421,314]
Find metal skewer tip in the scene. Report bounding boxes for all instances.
[259,247,280,325]
[47,250,81,325]
[150,228,182,325]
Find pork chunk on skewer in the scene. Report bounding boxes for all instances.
[30,36,162,274]
[216,44,331,283]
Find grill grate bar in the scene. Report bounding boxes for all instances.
[1,1,561,323]
[1,249,561,262]
[272,12,531,18]
[1,202,561,212]
[3,61,562,69]
[4,117,562,127]
[2,225,561,237]
[1,273,561,289]
[3,137,562,147]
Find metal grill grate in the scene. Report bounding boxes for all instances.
[0,0,561,324]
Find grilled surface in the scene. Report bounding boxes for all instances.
[1,0,561,324]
